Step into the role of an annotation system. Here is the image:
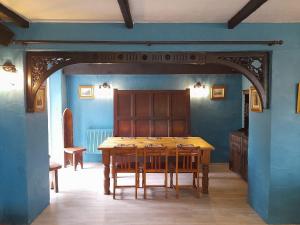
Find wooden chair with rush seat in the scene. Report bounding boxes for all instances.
[63,108,86,170]
[111,145,139,199]
[175,144,202,198]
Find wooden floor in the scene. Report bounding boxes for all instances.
[33,163,268,225]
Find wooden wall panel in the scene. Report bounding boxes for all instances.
[117,92,132,117]
[172,120,187,136]
[118,120,132,136]
[114,89,190,137]
[171,93,186,118]
[135,120,151,136]
[153,120,169,137]
[135,93,151,117]
[153,93,169,117]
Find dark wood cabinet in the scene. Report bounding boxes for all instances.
[229,131,248,181]
[114,89,190,137]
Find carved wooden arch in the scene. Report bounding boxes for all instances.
[26,51,269,112]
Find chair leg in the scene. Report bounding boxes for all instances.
[54,170,59,193]
[165,171,168,199]
[73,153,78,171]
[137,172,140,188]
[143,173,147,199]
[113,172,116,200]
[176,171,179,199]
[64,152,67,168]
[193,172,196,188]
[170,172,173,188]
[80,152,84,169]
[135,172,138,199]
[197,172,200,198]
[50,172,54,189]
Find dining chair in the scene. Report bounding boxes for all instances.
[143,144,168,199]
[175,144,202,198]
[111,145,139,199]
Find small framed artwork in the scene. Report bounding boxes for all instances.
[79,85,94,99]
[211,85,225,100]
[250,86,263,112]
[297,83,300,114]
[34,86,46,112]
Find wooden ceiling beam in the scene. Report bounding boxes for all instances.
[0,23,14,46]
[117,0,133,29]
[228,0,268,29]
[0,3,29,28]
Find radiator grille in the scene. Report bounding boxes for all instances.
[86,129,113,154]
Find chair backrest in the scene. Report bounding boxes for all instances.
[63,108,73,148]
[112,146,138,171]
[144,144,168,171]
[176,144,201,170]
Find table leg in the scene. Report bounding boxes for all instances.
[202,165,209,194]
[102,150,111,195]
[202,151,210,194]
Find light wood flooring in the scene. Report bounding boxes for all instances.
[32,163,268,225]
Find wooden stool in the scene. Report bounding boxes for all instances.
[49,162,62,193]
[64,147,86,171]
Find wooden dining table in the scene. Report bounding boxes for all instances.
[98,137,214,195]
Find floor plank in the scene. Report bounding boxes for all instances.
[32,163,268,225]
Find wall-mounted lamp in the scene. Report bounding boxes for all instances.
[194,82,204,89]
[95,82,113,99]
[0,61,18,90]
[1,61,17,73]
[99,82,111,89]
[190,82,209,98]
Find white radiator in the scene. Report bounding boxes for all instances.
[86,129,113,154]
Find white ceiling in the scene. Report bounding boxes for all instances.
[1,0,300,23]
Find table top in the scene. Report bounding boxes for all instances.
[98,137,214,151]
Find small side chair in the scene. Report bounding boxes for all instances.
[63,108,86,170]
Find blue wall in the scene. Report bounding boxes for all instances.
[0,23,300,224]
[0,49,29,224]
[66,74,242,163]
[48,70,67,164]
[268,49,300,224]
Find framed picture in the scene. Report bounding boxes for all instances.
[79,85,94,99]
[34,86,46,112]
[297,83,300,114]
[250,86,263,112]
[211,85,225,100]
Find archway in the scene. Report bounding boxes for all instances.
[25,51,270,112]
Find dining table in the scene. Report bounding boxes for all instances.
[98,136,215,195]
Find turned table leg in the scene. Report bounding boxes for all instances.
[202,151,210,194]
[102,150,111,195]
[202,165,209,194]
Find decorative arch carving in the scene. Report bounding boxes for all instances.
[26,51,269,112]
